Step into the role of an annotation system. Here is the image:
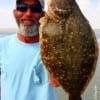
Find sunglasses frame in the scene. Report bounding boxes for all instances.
[16,3,43,13]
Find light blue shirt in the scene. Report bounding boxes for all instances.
[0,34,56,100]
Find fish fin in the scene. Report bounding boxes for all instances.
[69,94,82,100]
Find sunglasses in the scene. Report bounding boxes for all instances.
[16,3,43,13]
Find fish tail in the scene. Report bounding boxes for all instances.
[69,94,82,100]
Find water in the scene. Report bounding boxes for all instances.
[0,32,100,100]
[0,32,15,38]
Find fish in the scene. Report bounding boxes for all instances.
[39,0,98,100]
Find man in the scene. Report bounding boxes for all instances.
[0,0,59,100]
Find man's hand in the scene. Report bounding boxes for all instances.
[49,74,60,87]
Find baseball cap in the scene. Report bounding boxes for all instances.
[16,0,44,9]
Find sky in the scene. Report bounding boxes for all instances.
[0,0,100,29]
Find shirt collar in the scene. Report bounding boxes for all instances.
[17,33,39,43]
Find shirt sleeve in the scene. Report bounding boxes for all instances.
[0,39,3,73]
[0,40,2,98]
[0,42,1,69]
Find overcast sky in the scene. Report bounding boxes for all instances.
[0,0,100,29]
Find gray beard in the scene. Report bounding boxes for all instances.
[18,23,39,37]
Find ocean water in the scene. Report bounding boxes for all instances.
[0,31,100,38]
[0,32,15,38]
[0,32,100,100]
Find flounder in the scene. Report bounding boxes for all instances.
[39,0,98,100]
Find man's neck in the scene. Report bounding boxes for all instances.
[17,33,39,43]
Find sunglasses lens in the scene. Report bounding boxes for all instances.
[30,5,42,12]
[17,4,28,12]
[16,4,42,12]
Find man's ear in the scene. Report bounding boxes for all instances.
[13,9,18,18]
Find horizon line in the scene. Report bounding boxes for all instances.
[0,28,100,33]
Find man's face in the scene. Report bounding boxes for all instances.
[13,0,44,36]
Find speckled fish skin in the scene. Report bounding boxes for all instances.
[39,0,98,100]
